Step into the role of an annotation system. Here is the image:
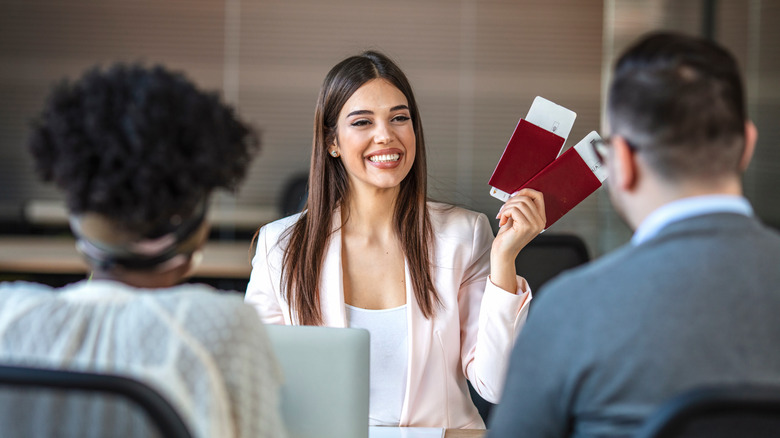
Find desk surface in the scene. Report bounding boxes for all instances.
[445,430,485,438]
[0,236,253,279]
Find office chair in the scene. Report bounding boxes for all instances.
[470,233,590,424]
[514,232,590,294]
[635,384,780,438]
[278,173,309,217]
[0,364,192,438]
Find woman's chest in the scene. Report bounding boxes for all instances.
[340,238,407,309]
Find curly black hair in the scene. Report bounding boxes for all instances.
[28,63,259,236]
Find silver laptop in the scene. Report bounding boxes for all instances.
[265,324,370,438]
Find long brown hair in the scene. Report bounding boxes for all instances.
[282,51,438,325]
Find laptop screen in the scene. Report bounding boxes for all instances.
[265,325,370,438]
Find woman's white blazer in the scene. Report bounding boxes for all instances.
[245,202,531,429]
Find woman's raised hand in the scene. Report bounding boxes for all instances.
[494,188,546,258]
[490,189,546,293]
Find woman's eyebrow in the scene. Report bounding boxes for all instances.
[346,109,373,118]
[346,104,409,118]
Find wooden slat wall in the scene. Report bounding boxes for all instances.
[0,0,776,257]
[0,0,227,211]
[236,0,603,214]
[0,0,606,250]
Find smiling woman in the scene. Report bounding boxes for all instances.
[328,78,416,195]
[244,50,547,429]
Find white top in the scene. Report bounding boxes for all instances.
[0,280,287,438]
[346,304,408,427]
[632,195,753,245]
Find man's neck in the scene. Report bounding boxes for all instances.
[628,175,744,230]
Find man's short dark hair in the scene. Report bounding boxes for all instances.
[28,64,259,236]
[608,32,747,181]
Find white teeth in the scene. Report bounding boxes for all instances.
[368,153,400,163]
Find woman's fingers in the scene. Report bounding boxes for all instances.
[511,200,545,230]
[500,202,543,232]
[515,188,546,225]
[497,189,546,231]
[494,190,547,259]
[496,189,544,217]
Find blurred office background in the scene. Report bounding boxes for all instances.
[0,0,777,267]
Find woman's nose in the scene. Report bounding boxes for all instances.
[373,123,392,144]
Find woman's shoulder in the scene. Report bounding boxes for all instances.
[258,212,303,240]
[252,212,305,260]
[0,281,55,295]
[427,201,492,235]
[0,281,57,307]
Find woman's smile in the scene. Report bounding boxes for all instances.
[366,148,404,168]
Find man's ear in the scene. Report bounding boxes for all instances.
[612,136,639,192]
[739,120,758,172]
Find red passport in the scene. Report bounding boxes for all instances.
[488,119,566,194]
[516,141,605,228]
[488,108,606,229]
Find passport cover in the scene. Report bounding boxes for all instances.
[518,146,603,229]
[487,119,565,195]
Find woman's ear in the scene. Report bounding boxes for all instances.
[611,136,639,192]
[327,135,341,157]
[739,120,758,172]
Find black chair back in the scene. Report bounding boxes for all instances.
[278,173,309,217]
[514,232,590,294]
[635,385,780,438]
[0,365,192,438]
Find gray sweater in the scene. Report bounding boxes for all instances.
[488,213,780,438]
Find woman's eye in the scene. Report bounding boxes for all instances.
[392,115,411,122]
[351,119,371,127]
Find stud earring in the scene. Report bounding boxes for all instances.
[330,150,339,157]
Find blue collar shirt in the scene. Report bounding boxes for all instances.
[631,195,754,246]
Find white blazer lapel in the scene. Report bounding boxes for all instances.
[400,258,434,424]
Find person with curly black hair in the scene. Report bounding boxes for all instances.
[0,64,287,438]
[28,64,257,283]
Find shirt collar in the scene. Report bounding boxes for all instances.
[632,195,753,246]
